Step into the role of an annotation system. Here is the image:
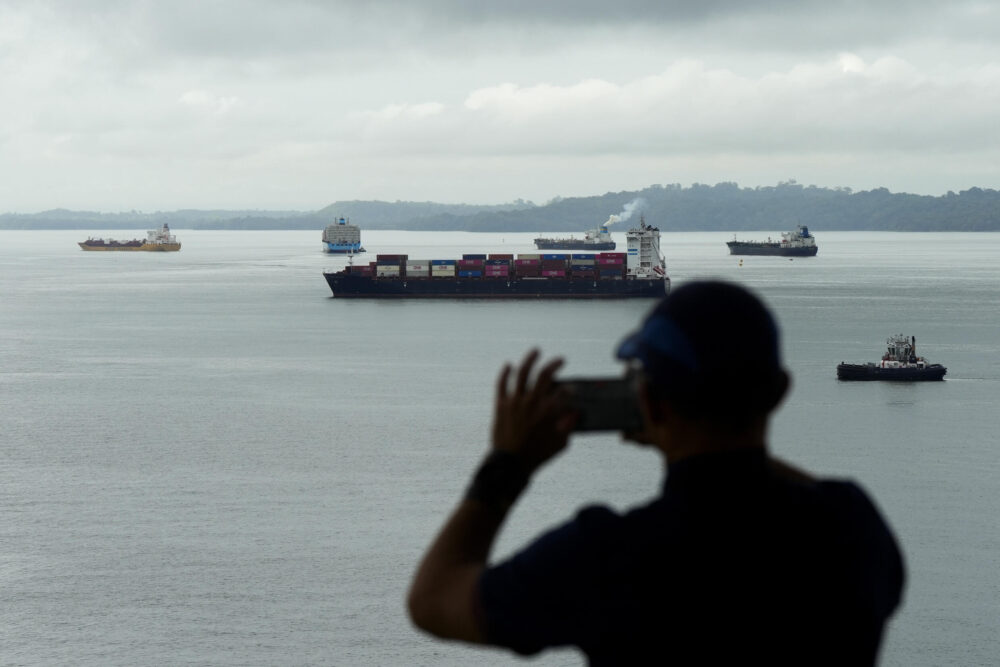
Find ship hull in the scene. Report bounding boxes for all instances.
[534,239,616,251]
[836,363,947,381]
[324,242,365,254]
[78,243,181,251]
[727,242,817,257]
[323,273,668,298]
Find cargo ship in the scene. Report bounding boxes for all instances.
[727,225,817,257]
[323,216,668,298]
[78,224,180,251]
[837,335,946,381]
[534,225,615,250]
[322,217,365,254]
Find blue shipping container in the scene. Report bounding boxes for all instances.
[542,253,569,260]
[485,259,511,265]
[458,270,483,277]
[431,259,457,265]
[462,254,487,260]
[572,253,595,260]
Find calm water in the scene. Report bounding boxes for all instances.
[2,230,998,666]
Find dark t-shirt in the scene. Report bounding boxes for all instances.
[478,450,905,665]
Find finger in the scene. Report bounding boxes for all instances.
[531,357,564,398]
[496,363,512,404]
[514,349,539,396]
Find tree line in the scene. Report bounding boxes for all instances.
[2,183,998,231]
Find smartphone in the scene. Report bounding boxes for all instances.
[555,375,643,432]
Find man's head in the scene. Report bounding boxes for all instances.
[617,280,789,435]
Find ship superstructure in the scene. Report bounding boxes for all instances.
[322,217,365,254]
[323,217,668,298]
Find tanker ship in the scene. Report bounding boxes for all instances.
[727,225,818,257]
[534,225,615,250]
[323,216,668,298]
[78,224,180,251]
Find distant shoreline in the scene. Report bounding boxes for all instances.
[3,182,999,232]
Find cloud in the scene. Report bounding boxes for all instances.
[178,90,242,115]
[352,55,1000,157]
[1,1,999,209]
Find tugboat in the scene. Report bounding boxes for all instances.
[837,335,947,381]
[727,225,818,257]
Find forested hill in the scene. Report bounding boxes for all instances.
[2,183,999,231]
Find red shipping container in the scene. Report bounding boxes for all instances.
[597,258,624,265]
[514,259,541,266]
[542,270,566,277]
[488,254,514,260]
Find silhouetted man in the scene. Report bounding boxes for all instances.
[408,280,904,665]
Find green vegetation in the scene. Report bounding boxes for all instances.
[2,183,998,231]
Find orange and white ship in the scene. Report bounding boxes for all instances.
[78,224,181,251]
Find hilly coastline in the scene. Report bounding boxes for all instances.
[2,181,999,232]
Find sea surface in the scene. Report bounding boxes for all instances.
[1,229,998,666]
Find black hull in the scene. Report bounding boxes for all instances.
[836,363,947,381]
[323,273,668,299]
[533,239,616,251]
[727,242,818,257]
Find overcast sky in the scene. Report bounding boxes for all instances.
[1,1,998,212]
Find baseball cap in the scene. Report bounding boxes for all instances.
[616,280,783,397]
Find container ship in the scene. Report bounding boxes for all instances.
[78,224,180,251]
[727,225,817,257]
[322,217,365,254]
[323,217,668,298]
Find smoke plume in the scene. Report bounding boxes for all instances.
[603,197,647,227]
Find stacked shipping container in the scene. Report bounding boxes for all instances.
[347,251,631,281]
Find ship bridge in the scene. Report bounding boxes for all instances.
[626,216,666,279]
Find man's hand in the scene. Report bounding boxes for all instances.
[491,349,576,472]
[408,348,575,643]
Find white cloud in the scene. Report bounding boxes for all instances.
[178,90,242,115]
